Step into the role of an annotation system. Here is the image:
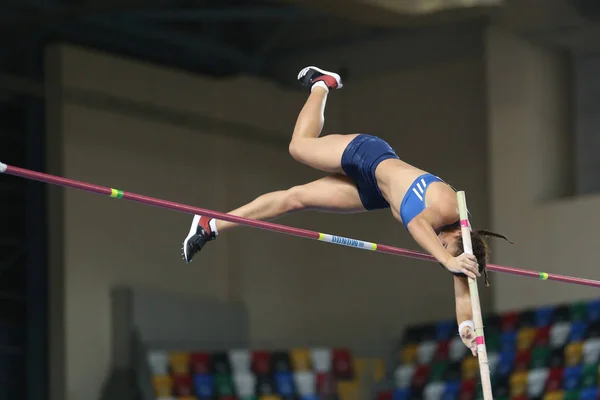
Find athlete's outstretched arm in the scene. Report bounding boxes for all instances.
[454,276,477,356]
[406,208,479,279]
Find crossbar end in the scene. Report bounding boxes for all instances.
[0,162,6,173]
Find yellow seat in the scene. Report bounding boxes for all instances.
[401,344,418,365]
[564,342,583,366]
[259,396,281,400]
[337,381,360,400]
[517,327,536,350]
[509,371,529,397]
[373,358,386,382]
[169,351,190,375]
[543,391,564,400]
[462,357,479,380]
[291,348,311,371]
[178,397,197,400]
[152,374,173,397]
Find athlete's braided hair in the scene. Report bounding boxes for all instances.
[455,229,514,286]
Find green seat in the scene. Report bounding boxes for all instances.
[564,389,580,400]
[240,397,257,400]
[581,363,599,388]
[215,374,235,396]
[429,361,448,382]
[531,346,551,369]
[570,302,587,322]
[486,332,501,353]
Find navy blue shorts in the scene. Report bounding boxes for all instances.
[341,134,399,210]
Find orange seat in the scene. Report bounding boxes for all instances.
[152,374,173,397]
[564,342,584,366]
[462,357,479,381]
[169,352,190,375]
[337,381,360,400]
[290,348,311,371]
[401,344,418,365]
[509,371,529,397]
[373,359,386,382]
[517,327,537,350]
[543,391,565,400]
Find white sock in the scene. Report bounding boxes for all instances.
[311,81,329,93]
[209,218,219,235]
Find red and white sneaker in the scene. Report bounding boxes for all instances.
[297,66,343,90]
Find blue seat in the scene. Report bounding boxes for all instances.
[535,306,555,327]
[193,373,215,398]
[436,320,455,341]
[579,387,599,400]
[300,395,319,400]
[500,331,517,353]
[563,365,583,391]
[495,351,516,377]
[392,387,411,400]
[274,372,295,397]
[570,322,587,342]
[441,381,461,400]
[587,300,600,322]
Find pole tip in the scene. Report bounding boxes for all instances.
[0,162,6,173]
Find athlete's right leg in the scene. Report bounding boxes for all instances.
[287,66,358,174]
[182,175,365,262]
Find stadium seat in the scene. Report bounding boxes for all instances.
[294,371,315,396]
[172,374,193,397]
[153,375,173,397]
[316,372,337,398]
[486,332,501,353]
[255,374,276,396]
[517,328,537,350]
[534,327,552,347]
[458,378,476,400]
[310,348,332,373]
[271,351,293,373]
[514,350,532,371]
[443,361,462,382]
[549,347,566,368]
[543,391,565,400]
[190,353,211,375]
[531,346,551,369]
[580,363,598,388]
[553,306,571,323]
[290,349,311,371]
[551,323,572,348]
[401,344,418,365]
[501,332,517,353]
[586,300,600,322]
[564,342,584,366]
[583,338,600,364]
[252,351,272,375]
[178,397,197,400]
[517,310,536,329]
[436,320,456,341]
[214,374,235,397]
[563,390,580,400]
[374,359,387,382]
[492,375,510,398]
[391,388,410,400]
[300,395,319,400]
[578,387,600,400]
[545,367,564,392]
[192,373,215,398]
[332,348,354,380]
[527,368,549,398]
[274,372,296,397]
[211,352,232,375]
[434,340,450,361]
[402,327,423,345]
[483,314,502,334]
[156,397,176,400]
[337,381,359,400]
[418,340,438,365]
[429,361,449,382]
[442,381,461,399]
[395,364,415,388]
[562,365,583,391]
[233,372,256,397]
[423,381,445,400]
[241,396,259,400]
[169,352,190,375]
[410,365,430,389]
[229,349,251,373]
[421,325,437,342]
[569,322,587,342]
[495,351,516,377]
[509,371,528,397]
[487,352,500,375]
[569,302,587,322]
[449,337,468,362]
[259,396,281,400]
[149,350,169,375]
[501,312,519,332]
[585,320,600,339]
[461,357,479,381]
[536,307,555,328]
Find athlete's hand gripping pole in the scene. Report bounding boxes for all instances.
[457,191,493,400]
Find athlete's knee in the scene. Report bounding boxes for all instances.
[288,140,308,163]
[282,186,308,212]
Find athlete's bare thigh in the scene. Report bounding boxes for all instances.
[295,173,365,213]
[290,134,359,174]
